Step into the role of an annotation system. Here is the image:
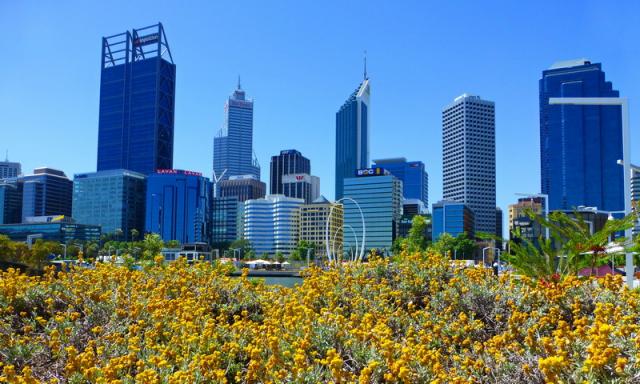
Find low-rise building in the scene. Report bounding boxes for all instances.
[432,200,475,241]
[299,196,343,260]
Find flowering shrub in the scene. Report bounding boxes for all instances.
[1,252,639,383]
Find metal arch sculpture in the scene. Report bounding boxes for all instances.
[332,224,359,263]
[325,197,366,263]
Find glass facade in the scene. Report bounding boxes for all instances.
[212,196,241,244]
[0,160,21,180]
[540,60,623,211]
[432,201,475,241]
[335,79,370,200]
[0,180,23,224]
[21,168,73,221]
[243,195,304,257]
[270,150,317,203]
[219,176,266,202]
[145,170,212,244]
[97,24,175,175]
[72,170,146,240]
[373,158,428,206]
[213,84,260,182]
[343,173,402,255]
[0,222,101,243]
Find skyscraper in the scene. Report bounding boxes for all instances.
[343,168,402,255]
[540,59,623,211]
[0,154,21,180]
[72,170,146,240]
[219,176,266,202]
[373,158,428,206]
[335,77,370,200]
[213,80,260,182]
[97,23,176,175]
[0,179,23,224]
[442,94,496,235]
[145,169,212,244]
[270,150,318,203]
[21,168,73,221]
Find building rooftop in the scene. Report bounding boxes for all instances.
[548,58,591,70]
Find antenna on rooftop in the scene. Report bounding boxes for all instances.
[363,50,368,80]
[237,75,241,90]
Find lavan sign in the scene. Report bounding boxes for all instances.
[133,33,160,47]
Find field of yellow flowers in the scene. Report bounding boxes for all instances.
[1,252,640,383]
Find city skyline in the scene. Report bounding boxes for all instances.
[2,1,640,237]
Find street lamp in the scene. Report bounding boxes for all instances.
[482,246,501,268]
[549,96,634,288]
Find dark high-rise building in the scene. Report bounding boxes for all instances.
[373,158,428,206]
[21,168,73,221]
[0,154,21,180]
[146,170,212,244]
[219,176,266,202]
[213,80,260,182]
[335,77,370,200]
[73,170,146,240]
[442,94,496,235]
[540,59,623,211]
[0,179,23,224]
[212,196,242,245]
[270,150,318,203]
[97,23,176,175]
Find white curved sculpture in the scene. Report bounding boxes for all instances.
[325,197,366,263]
[332,224,359,262]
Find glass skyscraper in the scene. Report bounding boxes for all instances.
[335,78,370,200]
[97,23,176,175]
[343,169,402,255]
[540,59,623,212]
[442,94,496,235]
[270,149,318,203]
[373,158,428,206]
[0,180,23,224]
[145,170,212,244]
[72,169,146,240]
[432,200,475,241]
[213,81,260,182]
[21,168,73,221]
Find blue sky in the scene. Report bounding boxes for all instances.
[1,1,639,236]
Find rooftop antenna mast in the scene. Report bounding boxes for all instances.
[237,75,241,90]
[363,50,368,80]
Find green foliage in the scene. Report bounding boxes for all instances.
[506,210,636,279]
[229,239,252,259]
[142,233,164,261]
[275,251,285,263]
[165,239,181,249]
[406,215,428,253]
[29,240,62,269]
[430,232,476,260]
[130,229,140,242]
[291,240,315,261]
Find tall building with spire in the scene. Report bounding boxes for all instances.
[97,23,176,175]
[0,152,21,180]
[335,67,370,200]
[540,59,624,211]
[213,79,261,183]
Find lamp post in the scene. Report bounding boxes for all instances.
[549,97,634,288]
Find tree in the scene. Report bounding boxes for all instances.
[142,233,164,261]
[275,251,285,263]
[0,235,13,262]
[431,233,456,258]
[114,228,124,242]
[406,215,428,253]
[453,233,476,260]
[29,240,62,269]
[130,229,140,242]
[229,239,252,259]
[291,240,315,261]
[165,240,180,249]
[505,210,635,278]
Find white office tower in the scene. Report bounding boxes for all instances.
[442,94,496,235]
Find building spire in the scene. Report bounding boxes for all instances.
[363,50,368,80]
[237,75,241,90]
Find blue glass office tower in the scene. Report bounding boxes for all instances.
[213,81,260,182]
[97,23,175,175]
[343,168,402,255]
[432,200,475,241]
[373,158,428,206]
[21,168,73,221]
[73,170,146,240]
[540,59,624,211]
[335,78,370,200]
[0,179,23,224]
[145,170,212,244]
